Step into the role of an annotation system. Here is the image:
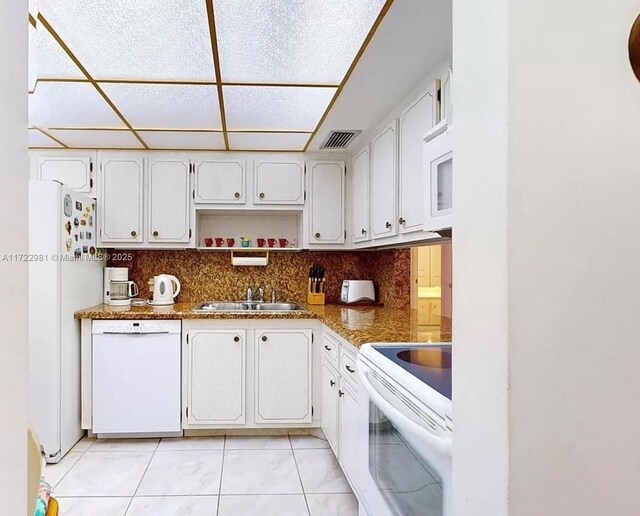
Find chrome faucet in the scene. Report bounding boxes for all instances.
[257,286,265,303]
[271,288,277,303]
[246,286,253,302]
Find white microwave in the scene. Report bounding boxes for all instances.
[423,120,453,231]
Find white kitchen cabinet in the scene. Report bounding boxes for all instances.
[308,160,345,245]
[423,126,453,231]
[36,151,96,195]
[99,154,144,243]
[339,381,359,491]
[399,89,436,234]
[439,68,452,123]
[186,329,246,426]
[254,329,312,424]
[195,159,246,204]
[321,360,340,455]
[148,157,191,243]
[254,159,305,205]
[351,147,370,243]
[370,122,398,239]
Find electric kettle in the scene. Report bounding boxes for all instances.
[151,274,181,305]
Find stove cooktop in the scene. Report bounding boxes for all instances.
[372,344,452,400]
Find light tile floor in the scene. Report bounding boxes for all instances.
[46,434,358,516]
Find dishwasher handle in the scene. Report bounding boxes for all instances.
[101,330,171,335]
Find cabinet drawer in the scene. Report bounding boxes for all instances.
[322,334,339,368]
[340,348,357,388]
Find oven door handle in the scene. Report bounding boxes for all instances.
[358,366,452,458]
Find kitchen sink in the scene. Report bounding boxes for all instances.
[193,301,305,312]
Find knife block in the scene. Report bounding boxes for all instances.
[307,278,325,305]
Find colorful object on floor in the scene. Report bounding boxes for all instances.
[34,479,51,516]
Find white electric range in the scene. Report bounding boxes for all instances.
[357,343,452,516]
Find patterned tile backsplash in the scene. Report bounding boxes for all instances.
[109,249,411,309]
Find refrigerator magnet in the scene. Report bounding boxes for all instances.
[64,195,72,217]
[79,231,85,239]
[75,201,82,211]
[74,234,78,241]
[86,231,92,239]
[88,216,93,227]
[80,219,86,226]
[74,248,81,258]
[82,246,88,254]
[65,238,72,251]
[73,217,79,227]
[65,221,72,234]
[89,246,96,256]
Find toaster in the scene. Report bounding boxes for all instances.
[341,280,375,304]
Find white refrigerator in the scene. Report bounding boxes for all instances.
[29,180,104,463]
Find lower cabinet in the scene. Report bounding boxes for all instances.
[321,360,340,454]
[186,329,246,426]
[255,329,313,424]
[339,381,359,488]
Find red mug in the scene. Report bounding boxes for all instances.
[267,238,277,247]
[279,238,289,248]
[215,237,224,247]
[257,238,266,248]
[226,238,235,248]
[204,238,213,247]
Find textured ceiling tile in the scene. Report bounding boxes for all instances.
[48,129,143,148]
[228,132,309,151]
[139,131,225,150]
[29,128,63,148]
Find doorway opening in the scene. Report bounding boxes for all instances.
[411,242,452,325]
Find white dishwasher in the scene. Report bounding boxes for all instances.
[92,320,181,435]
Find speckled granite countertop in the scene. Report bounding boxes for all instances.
[75,303,451,348]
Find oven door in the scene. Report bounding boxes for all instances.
[358,361,451,516]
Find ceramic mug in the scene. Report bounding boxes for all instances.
[215,237,224,247]
[227,238,235,248]
[267,238,277,248]
[257,238,266,248]
[241,240,251,248]
[279,238,289,248]
[204,238,213,247]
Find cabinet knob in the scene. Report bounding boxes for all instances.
[399,217,406,225]
[234,336,240,342]
[345,365,355,374]
[130,230,137,237]
[152,230,159,237]
[330,380,335,387]
[259,192,265,199]
[234,192,241,199]
[361,228,366,235]
[338,390,344,398]
[324,345,332,351]
[261,335,268,342]
[315,232,321,239]
[385,221,392,229]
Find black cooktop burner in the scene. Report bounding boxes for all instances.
[373,344,452,400]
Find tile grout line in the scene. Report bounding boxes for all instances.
[122,439,160,515]
[49,437,92,492]
[289,434,312,516]
[216,434,227,515]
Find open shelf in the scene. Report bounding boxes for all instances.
[196,246,301,252]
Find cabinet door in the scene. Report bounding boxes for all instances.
[186,330,246,426]
[38,153,95,195]
[195,159,246,204]
[99,155,144,243]
[399,89,435,234]
[148,157,191,243]
[255,329,312,424]
[370,122,398,239]
[254,159,305,205]
[339,382,359,491]
[352,147,370,243]
[309,160,345,244]
[321,361,340,455]
[439,68,452,123]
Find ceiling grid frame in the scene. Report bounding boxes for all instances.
[205,0,229,150]
[31,126,68,148]
[35,13,149,149]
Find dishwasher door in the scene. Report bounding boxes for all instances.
[92,320,181,434]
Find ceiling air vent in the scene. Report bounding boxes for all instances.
[320,130,362,149]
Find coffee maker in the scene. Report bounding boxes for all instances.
[103,267,138,306]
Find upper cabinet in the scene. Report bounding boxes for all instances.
[99,154,144,244]
[195,159,246,205]
[35,151,96,196]
[399,88,436,235]
[254,159,305,205]
[147,156,191,243]
[370,121,398,240]
[308,160,345,245]
[438,68,452,123]
[351,147,370,244]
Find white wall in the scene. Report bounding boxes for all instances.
[0,1,29,514]
[454,0,640,514]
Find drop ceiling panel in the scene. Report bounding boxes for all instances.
[48,129,143,149]
[29,128,63,148]
[29,82,126,129]
[29,23,38,91]
[139,131,225,150]
[228,132,309,151]
[215,0,386,84]
[224,86,336,131]
[35,21,84,80]
[101,83,222,130]
[39,0,214,81]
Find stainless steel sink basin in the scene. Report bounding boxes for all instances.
[193,301,304,312]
